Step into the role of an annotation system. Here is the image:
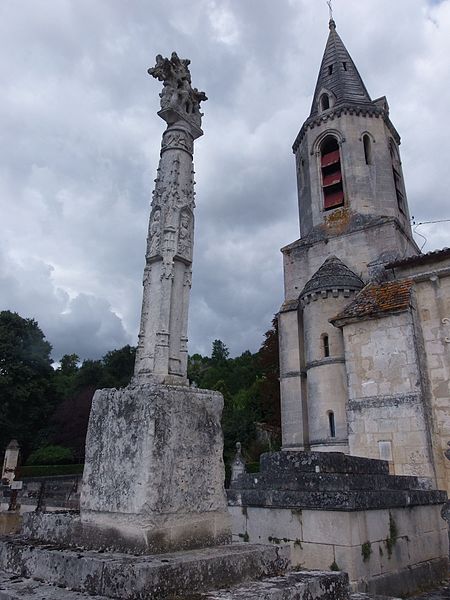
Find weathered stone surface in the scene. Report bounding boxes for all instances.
[0,539,289,599]
[259,452,390,475]
[203,571,349,599]
[134,53,206,386]
[0,572,108,599]
[364,558,449,598]
[60,382,231,553]
[229,451,447,511]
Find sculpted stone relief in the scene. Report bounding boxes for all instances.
[177,211,193,260]
[148,52,207,128]
[162,131,194,154]
[148,210,161,257]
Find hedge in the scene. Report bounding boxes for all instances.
[18,464,85,478]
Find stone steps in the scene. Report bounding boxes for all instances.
[204,571,349,599]
[0,572,108,599]
[0,570,350,600]
[0,538,290,599]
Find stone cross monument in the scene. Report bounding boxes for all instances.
[134,52,207,386]
[75,54,231,554]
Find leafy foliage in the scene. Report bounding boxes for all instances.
[188,321,281,470]
[1,309,281,477]
[0,311,57,456]
[26,445,74,466]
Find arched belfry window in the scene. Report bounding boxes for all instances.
[320,136,344,210]
[320,94,330,111]
[389,140,405,214]
[363,134,372,165]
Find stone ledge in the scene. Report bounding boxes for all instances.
[0,569,349,600]
[227,488,447,511]
[0,572,108,599]
[259,452,390,475]
[361,558,449,598]
[0,539,290,599]
[203,571,349,599]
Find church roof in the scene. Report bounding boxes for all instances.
[300,256,364,298]
[330,279,413,326]
[310,20,372,117]
[387,247,450,269]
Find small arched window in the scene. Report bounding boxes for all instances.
[363,134,372,165]
[328,411,336,438]
[320,94,330,111]
[322,334,330,358]
[320,136,344,210]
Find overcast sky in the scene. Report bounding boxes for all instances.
[0,0,449,361]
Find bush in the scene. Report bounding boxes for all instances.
[19,464,84,478]
[26,445,74,466]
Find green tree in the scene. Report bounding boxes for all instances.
[102,345,136,388]
[60,354,79,375]
[0,311,57,456]
[258,317,281,428]
[211,339,229,364]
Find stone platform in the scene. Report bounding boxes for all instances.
[228,451,449,595]
[0,537,291,599]
[0,569,350,599]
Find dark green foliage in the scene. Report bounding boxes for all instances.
[19,463,84,478]
[329,561,340,571]
[26,445,74,465]
[187,321,281,475]
[2,308,281,477]
[361,541,372,562]
[48,345,137,461]
[0,311,57,456]
[385,512,399,558]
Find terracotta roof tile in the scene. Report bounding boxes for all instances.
[331,279,413,325]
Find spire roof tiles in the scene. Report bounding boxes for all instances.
[310,20,372,117]
[300,256,364,298]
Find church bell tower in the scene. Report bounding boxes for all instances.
[279,19,420,452]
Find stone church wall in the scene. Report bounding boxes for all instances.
[344,311,435,480]
[413,274,450,492]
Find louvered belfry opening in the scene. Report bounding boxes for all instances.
[321,136,344,210]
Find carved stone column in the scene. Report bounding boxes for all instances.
[134,52,206,386]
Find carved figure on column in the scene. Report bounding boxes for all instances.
[177,211,193,260]
[148,52,207,128]
[148,210,161,257]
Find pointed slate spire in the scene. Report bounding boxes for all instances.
[310,19,372,117]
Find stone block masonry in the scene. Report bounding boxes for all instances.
[0,540,291,599]
[228,451,449,595]
[23,383,231,554]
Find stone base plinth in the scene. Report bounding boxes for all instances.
[79,382,230,553]
[229,451,449,595]
[0,569,350,599]
[0,538,291,599]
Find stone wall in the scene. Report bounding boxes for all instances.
[229,504,448,595]
[413,274,450,493]
[344,310,435,479]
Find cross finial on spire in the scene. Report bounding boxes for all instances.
[326,0,336,29]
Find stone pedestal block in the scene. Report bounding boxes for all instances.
[78,383,231,553]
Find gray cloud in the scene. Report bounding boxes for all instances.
[0,0,449,360]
